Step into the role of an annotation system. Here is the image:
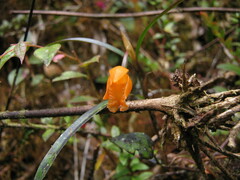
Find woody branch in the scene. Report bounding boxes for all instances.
[0,74,239,129]
[11,7,240,19]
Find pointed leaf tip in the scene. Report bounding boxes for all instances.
[14,41,27,64]
[34,44,61,66]
[52,71,88,82]
[121,31,136,62]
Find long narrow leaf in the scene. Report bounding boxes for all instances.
[56,37,124,57]
[217,63,240,76]
[34,100,108,180]
[136,0,184,58]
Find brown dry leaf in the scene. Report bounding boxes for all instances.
[95,151,106,171]
[121,31,136,62]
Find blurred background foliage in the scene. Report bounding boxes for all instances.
[0,0,239,179]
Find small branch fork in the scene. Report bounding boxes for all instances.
[11,7,240,19]
[1,74,240,179]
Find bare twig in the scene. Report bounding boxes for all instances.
[179,75,229,104]
[73,135,79,180]
[185,26,236,63]
[87,146,100,180]
[187,98,240,128]
[205,130,221,150]
[199,145,236,180]
[228,121,240,148]
[198,138,240,160]
[209,105,240,125]
[0,95,179,120]
[183,130,207,179]
[193,89,240,107]
[201,96,240,115]
[0,105,93,120]
[181,130,207,179]
[0,122,110,138]
[80,135,91,180]
[11,7,240,19]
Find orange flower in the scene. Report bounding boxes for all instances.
[103,66,132,113]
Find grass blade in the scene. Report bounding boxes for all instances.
[56,37,124,57]
[136,0,184,58]
[34,101,108,180]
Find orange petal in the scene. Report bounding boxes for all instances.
[103,66,132,112]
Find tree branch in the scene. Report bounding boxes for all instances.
[0,95,178,120]
[0,105,93,120]
[11,7,240,19]
[209,105,240,125]
[0,122,110,138]
[0,76,239,124]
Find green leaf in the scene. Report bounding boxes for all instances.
[41,117,53,124]
[14,41,27,63]
[70,95,97,103]
[235,80,240,86]
[110,132,154,159]
[29,55,43,65]
[136,0,183,58]
[130,159,149,171]
[232,112,240,121]
[111,125,121,137]
[131,165,149,173]
[114,163,131,179]
[213,86,227,93]
[119,152,130,166]
[34,100,108,180]
[101,139,120,152]
[210,129,229,136]
[0,42,28,69]
[8,68,29,86]
[134,172,153,180]
[52,71,87,82]
[34,44,61,66]
[119,176,131,180]
[80,55,100,67]
[130,158,140,166]
[95,76,108,84]
[93,115,107,134]
[164,22,176,35]
[55,37,124,57]
[42,129,55,142]
[120,18,135,32]
[0,45,16,70]
[107,52,120,66]
[93,114,104,127]
[31,74,44,86]
[139,55,160,72]
[217,63,240,76]
[63,116,73,125]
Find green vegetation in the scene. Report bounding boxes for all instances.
[0,0,240,179]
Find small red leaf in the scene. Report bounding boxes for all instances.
[53,54,65,63]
